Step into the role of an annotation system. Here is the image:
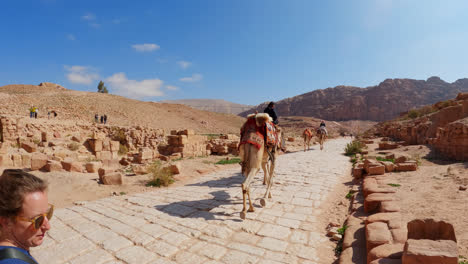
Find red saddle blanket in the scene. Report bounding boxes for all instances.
[265,121,278,147]
[239,118,265,149]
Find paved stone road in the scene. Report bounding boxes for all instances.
[32,138,351,264]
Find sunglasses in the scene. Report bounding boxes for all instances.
[16,204,54,230]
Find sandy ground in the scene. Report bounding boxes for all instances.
[365,139,468,257]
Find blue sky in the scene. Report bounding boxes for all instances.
[1,0,468,105]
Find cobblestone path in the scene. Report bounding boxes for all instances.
[32,138,351,264]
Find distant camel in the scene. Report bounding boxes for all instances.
[317,127,327,150]
[239,113,282,219]
[303,128,313,151]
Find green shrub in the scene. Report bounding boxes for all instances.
[146,161,174,187]
[203,134,221,140]
[345,190,356,199]
[118,144,128,155]
[337,225,347,236]
[388,183,401,187]
[344,140,364,156]
[376,156,395,163]
[68,142,80,151]
[215,157,241,165]
[111,127,127,145]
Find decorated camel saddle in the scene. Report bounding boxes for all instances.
[239,113,280,150]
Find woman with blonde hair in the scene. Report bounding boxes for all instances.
[0,169,53,263]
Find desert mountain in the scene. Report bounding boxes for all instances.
[240,77,468,122]
[0,83,245,134]
[160,99,252,115]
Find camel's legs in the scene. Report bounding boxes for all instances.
[262,160,269,185]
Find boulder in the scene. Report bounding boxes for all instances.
[98,168,116,177]
[402,239,457,264]
[407,219,456,241]
[99,172,123,185]
[133,164,149,175]
[21,142,37,153]
[61,158,83,172]
[368,243,404,263]
[21,154,31,168]
[110,141,120,152]
[165,163,181,174]
[366,222,392,252]
[88,139,103,152]
[85,162,102,173]
[396,163,417,172]
[44,160,63,172]
[31,153,48,171]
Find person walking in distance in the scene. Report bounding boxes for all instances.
[94,114,99,123]
[103,115,107,125]
[100,115,104,124]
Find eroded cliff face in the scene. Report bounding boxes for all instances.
[240,77,468,122]
[372,93,468,161]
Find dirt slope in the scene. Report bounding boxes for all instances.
[0,84,245,134]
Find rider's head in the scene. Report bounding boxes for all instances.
[268,102,275,108]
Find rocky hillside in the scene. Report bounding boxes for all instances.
[160,99,252,115]
[240,77,468,122]
[369,92,468,161]
[0,83,245,134]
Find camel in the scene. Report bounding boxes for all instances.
[239,113,282,219]
[317,127,327,150]
[303,128,313,151]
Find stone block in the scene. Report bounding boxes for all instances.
[366,222,392,252]
[110,141,120,152]
[21,142,37,153]
[365,193,397,213]
[71,134,82,142]
[88,139,103,152]
[111,151,119,160]
[407,219,456,241]
[98,168,116,177]
[179,129,194,135]
[85,162,102,173]
[133,164,149,175]
[53,131,61,138]
[380,161,396,172]
[61,158,83,172]
[402,239,457,264]
[11,154,22,167]
[396,163,417,172]
[41,132,50,142]
[165,163,181,174]
[394,155,410,163]
[353,167,363,178]
[31,153,48,171]
[102,140,110,151]
[366,164,386,175]
[45,160,63,172]
[368,243,404,263]
[100,151,112,160]
[99,172,123,185]
[381,201,401,213]
[101,159,120,169]
[21,154,31,168]
[0,143,8,154]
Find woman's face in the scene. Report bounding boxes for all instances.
[10,191,51,249]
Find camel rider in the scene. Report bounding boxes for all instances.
[264,102,278,125]
[319,120,328,135]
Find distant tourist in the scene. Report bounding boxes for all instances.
[34,108,38,119]
[94,114,99,123]
[104,114,107,124]
[318,120,328,135]
[48,111,50,119]
[100,115,104,124]
[0,169,53,263]
[29,106,35,118]
[264,102,279,125]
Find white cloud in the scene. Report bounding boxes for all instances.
[177,61,191,69]
[81,13,96,21]
[106,72,164,99]
[132,43,160,52]
[165,85,179,91]
[65,65,99,85]
[67,34,76,41]
[179,74,203,82]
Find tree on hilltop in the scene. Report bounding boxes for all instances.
[97,81,108,93]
